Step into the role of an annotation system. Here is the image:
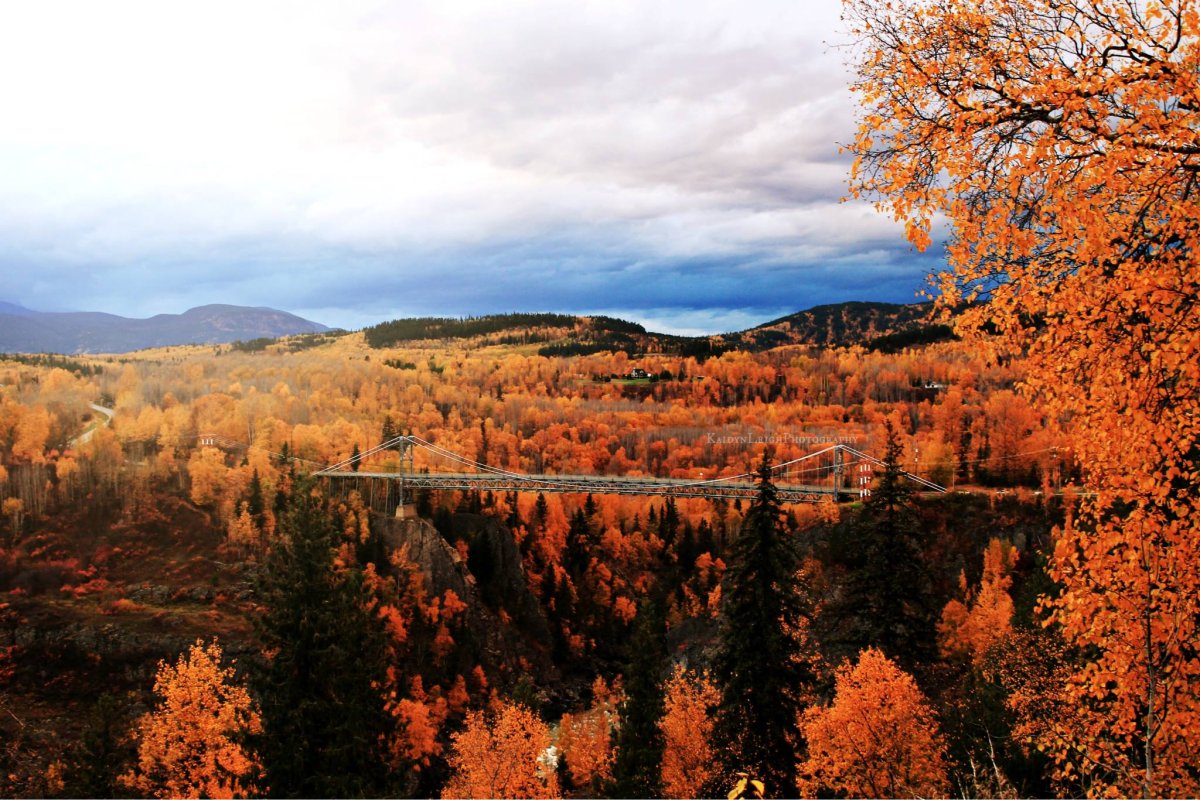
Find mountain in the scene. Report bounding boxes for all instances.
[0,301,38,317]
[361,301,954,358]
[732,301,938,348]
[0,303,329,354]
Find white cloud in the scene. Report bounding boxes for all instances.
[0,0,931,323]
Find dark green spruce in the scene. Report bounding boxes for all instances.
[250,478,396,798]
[711,453,818,797]
[610,598,668,798]
[66,692,135,798]
[833,421,936,671]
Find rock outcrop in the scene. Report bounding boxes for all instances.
[373,514,555,684]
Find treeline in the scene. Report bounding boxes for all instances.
[230,331,350,353]
[0,352,103,376]
[364,314,650,349]
[365,313,579,347]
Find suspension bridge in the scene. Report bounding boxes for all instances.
[192,432,944,506]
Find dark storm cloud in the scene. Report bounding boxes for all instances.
[0,0,939,334]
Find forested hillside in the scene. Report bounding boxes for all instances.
[0,323,1079,797]
[360,301,950,360]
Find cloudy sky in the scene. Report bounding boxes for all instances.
[0,0,942,334]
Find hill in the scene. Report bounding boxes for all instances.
[0,302,329,354]
[744,301,935,345]
[361,301,954,358]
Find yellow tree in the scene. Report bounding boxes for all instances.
[797,648,949,798]
[847,0,1200,794]
[123,639,261,799]
[557,678,618,794]
[187,446,229,507]
[443,698,559,799]
[659,665,721,799]
[938,538,1019,665]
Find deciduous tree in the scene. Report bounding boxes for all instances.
[846,0,1200,793]
[797,647,948,799]
[939,538,1018,665]
[122,639,260,799]
[557,679,618,795]
[442,699,559,799]
[659,665,720,799]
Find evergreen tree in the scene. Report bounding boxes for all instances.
[655,498,680,549]
[247,470,265,530]
[832,421,936,671]
[381,415,398,449]
[415,488,433,519]
[504,491,522,529]
[611,599,668,798]
[711,453,817,797]
[67,693,134,798]
[250,479,396,797]
[565,508,592,579]
[349,443,361,472]
[677,521,699,574]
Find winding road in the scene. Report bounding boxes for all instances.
[69,402,115,447]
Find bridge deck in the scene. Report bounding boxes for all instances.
[320,471,850,503]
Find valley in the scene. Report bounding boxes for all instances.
[0,304,1071,797]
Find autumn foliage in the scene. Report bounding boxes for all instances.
[938,537,1018,664]
[797,647,949,798]
[557,677,619,793]
[659,665,721,799]
[443,699,559,799]
[122,639,261,799]
[848,0,1200,794]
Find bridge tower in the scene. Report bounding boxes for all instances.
[395,435,415,518]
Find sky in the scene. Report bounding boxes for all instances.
[0,0,944,335]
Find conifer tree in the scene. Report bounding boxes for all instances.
[247,470,265,530]
[565,508,592,578]
[711,453,817,797]
[611,599,667,798]
[68,693,134,799]
[381,415,398,449]
[834,422,936,670]
[250,478,396,797]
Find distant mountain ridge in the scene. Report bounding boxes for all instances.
[0,302,329,354]
[715,299,950,350]
[756,300,932,339]
[362,301,952,357]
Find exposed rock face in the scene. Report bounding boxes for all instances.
[378,516,475,602]
[450,513,549,640]
[373,514,555,683]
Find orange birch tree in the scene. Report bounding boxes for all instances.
[846,0,1200,794]
[797,648,949,798]
[443,699,559,799]
[939,537,1019,664]
[659,665,721,799]
[123,639,261,799]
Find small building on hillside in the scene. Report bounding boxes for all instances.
[627,368,649,379]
